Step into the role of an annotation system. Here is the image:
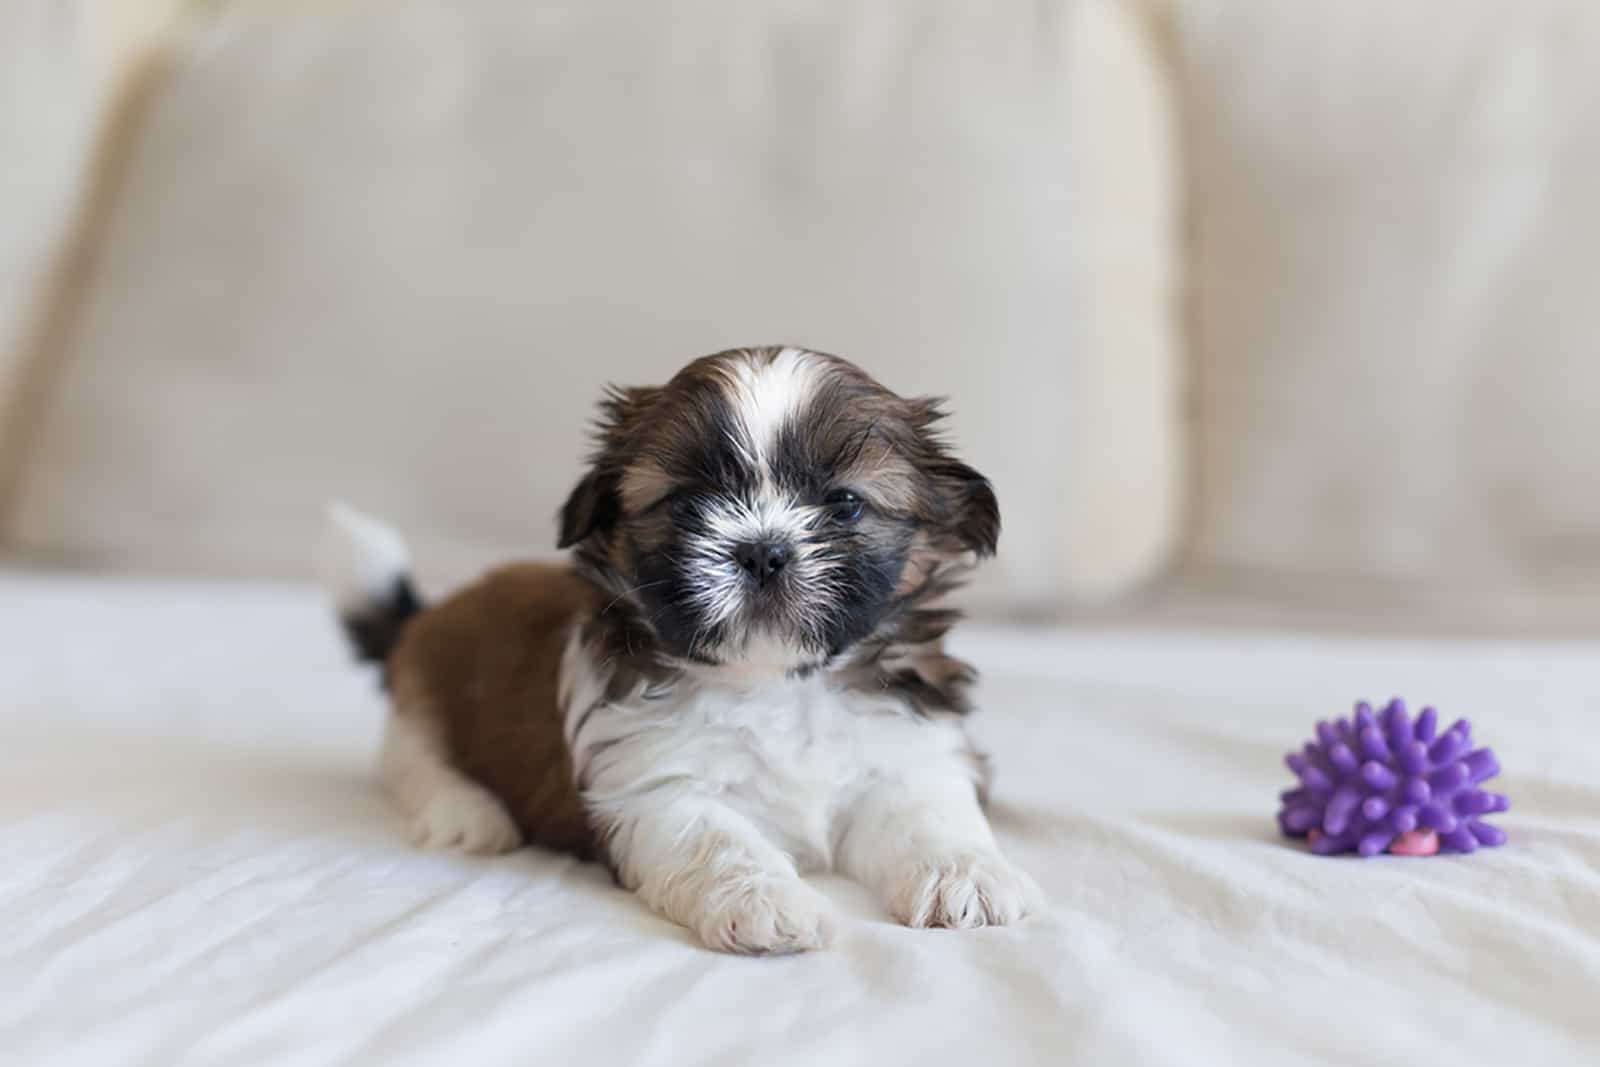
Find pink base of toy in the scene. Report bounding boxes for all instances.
[1387,830,1440,856]
[1306,828,1440,856]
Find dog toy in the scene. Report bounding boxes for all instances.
[1278,699,1508,857]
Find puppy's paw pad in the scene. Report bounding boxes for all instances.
[409,787,522,855]
[697,879,834,956]
[889,853,1040,930]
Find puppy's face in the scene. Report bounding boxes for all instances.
[560,347,997,672]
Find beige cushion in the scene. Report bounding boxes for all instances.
[3,0,1181,612]
[0,4,96,471]
[1168,0,1600,623]
[0,0,199,506]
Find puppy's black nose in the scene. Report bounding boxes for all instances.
[733,541,789,587]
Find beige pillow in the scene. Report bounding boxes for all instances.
[0,5,97,489]
[0,0,199,510]
[1167,0,1600,624]
[4,0,1181,613]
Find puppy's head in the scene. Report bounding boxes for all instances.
[560,347,997,673]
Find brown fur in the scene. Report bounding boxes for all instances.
[387,563,604,860]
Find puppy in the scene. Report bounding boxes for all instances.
[322,346,1040,954]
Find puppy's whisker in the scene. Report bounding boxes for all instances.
[603,579,674,616]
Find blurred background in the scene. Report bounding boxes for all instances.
[2,0,1598,633]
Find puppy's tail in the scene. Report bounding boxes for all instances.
[318,502,423,665]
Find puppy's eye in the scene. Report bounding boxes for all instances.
[823,489,864,525]
[667,492,699,525]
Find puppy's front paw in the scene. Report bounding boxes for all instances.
[409,786,522,855]
[887,852,1040,930]
[694,877,835,956]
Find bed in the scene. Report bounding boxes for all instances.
[5,568,1597,1065]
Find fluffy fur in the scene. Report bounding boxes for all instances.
[324,346,1041,954]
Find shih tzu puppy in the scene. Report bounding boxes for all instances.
[321,346,1040,954]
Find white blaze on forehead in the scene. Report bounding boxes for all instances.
[722,347,826,464]
[700,492,809,544]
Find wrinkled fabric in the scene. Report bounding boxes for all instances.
[2,571,1597,1066]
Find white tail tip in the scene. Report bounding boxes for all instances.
[319,501,411,616]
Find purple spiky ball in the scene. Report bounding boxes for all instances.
[1278,699,1509,857]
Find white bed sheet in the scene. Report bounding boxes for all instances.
[2,570,1597,1066]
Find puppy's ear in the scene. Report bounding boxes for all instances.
[935,460,1000,558]
[558,469,618,548]
[907,397,1001,558]
[556,384,661,549]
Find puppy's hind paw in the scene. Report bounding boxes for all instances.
[409,786,522,855]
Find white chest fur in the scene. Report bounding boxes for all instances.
[559,634,972,872]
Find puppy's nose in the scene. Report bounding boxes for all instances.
[732,541,789,587]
